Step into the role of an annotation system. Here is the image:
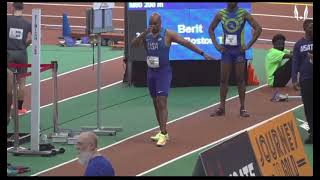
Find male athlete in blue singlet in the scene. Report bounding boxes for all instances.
[131,13,214,146]
[209,2,262,117]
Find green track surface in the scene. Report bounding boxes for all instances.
[25,45,123,84]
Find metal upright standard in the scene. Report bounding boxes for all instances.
[49,61,83,144]
[7,72,54,156]
[81,6,122,135]
[7,9,58,156]
[81,33,122,135]
[51,6,122,142]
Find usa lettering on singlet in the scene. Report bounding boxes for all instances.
[145,28,170,68]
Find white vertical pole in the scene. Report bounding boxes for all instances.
[97,34,101,128]
[31,9,41,151]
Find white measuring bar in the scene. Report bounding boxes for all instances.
[31,9,41,151]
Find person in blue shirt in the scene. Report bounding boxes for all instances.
[75,132,115,176]
[291,19,313,144]
[131,13,214,147]
[209,2,262,117]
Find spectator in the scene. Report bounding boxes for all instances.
[292,19,313,144]
[7,2,32,115]
[75,132,115,176]
[265,34,293,87]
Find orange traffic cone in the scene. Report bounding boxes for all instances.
[247,63,260,85]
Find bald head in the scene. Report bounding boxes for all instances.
[78,131,98,150]
[150,13,161,23]
[75,132,100,166]
[149,13,162,34]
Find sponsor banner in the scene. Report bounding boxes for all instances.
[127,3,253,60]
[200,132,261,176]
[248,112,313,176]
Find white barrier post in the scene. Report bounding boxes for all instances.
[31,8,41,151]
[8,9,56,156]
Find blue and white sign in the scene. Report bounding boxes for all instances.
[129,2,253,60]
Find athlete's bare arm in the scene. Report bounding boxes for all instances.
[26,32,32,46]
[244,12,262,50]
[167,30,214,60]
[209,13,225,52]
[131,26,153,49]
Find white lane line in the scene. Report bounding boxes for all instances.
[252,13,313,20]
[257,38,296,44]
[25,56,123,87]
[7,80,122,151]
[6,13,125,21]
[39,24,124,31]
[262,27,304,33]
[296,117,310,132]
[296,118,307,123]
[265,2,313,6]
[8,56,123,150]
[7,13,85,19]
[23,80,123,115]
[31,84,268,176]
[137,104,303,176]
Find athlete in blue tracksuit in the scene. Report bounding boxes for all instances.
[131,13,214,146]
[209,2,262,117]
[291,19,313,144]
